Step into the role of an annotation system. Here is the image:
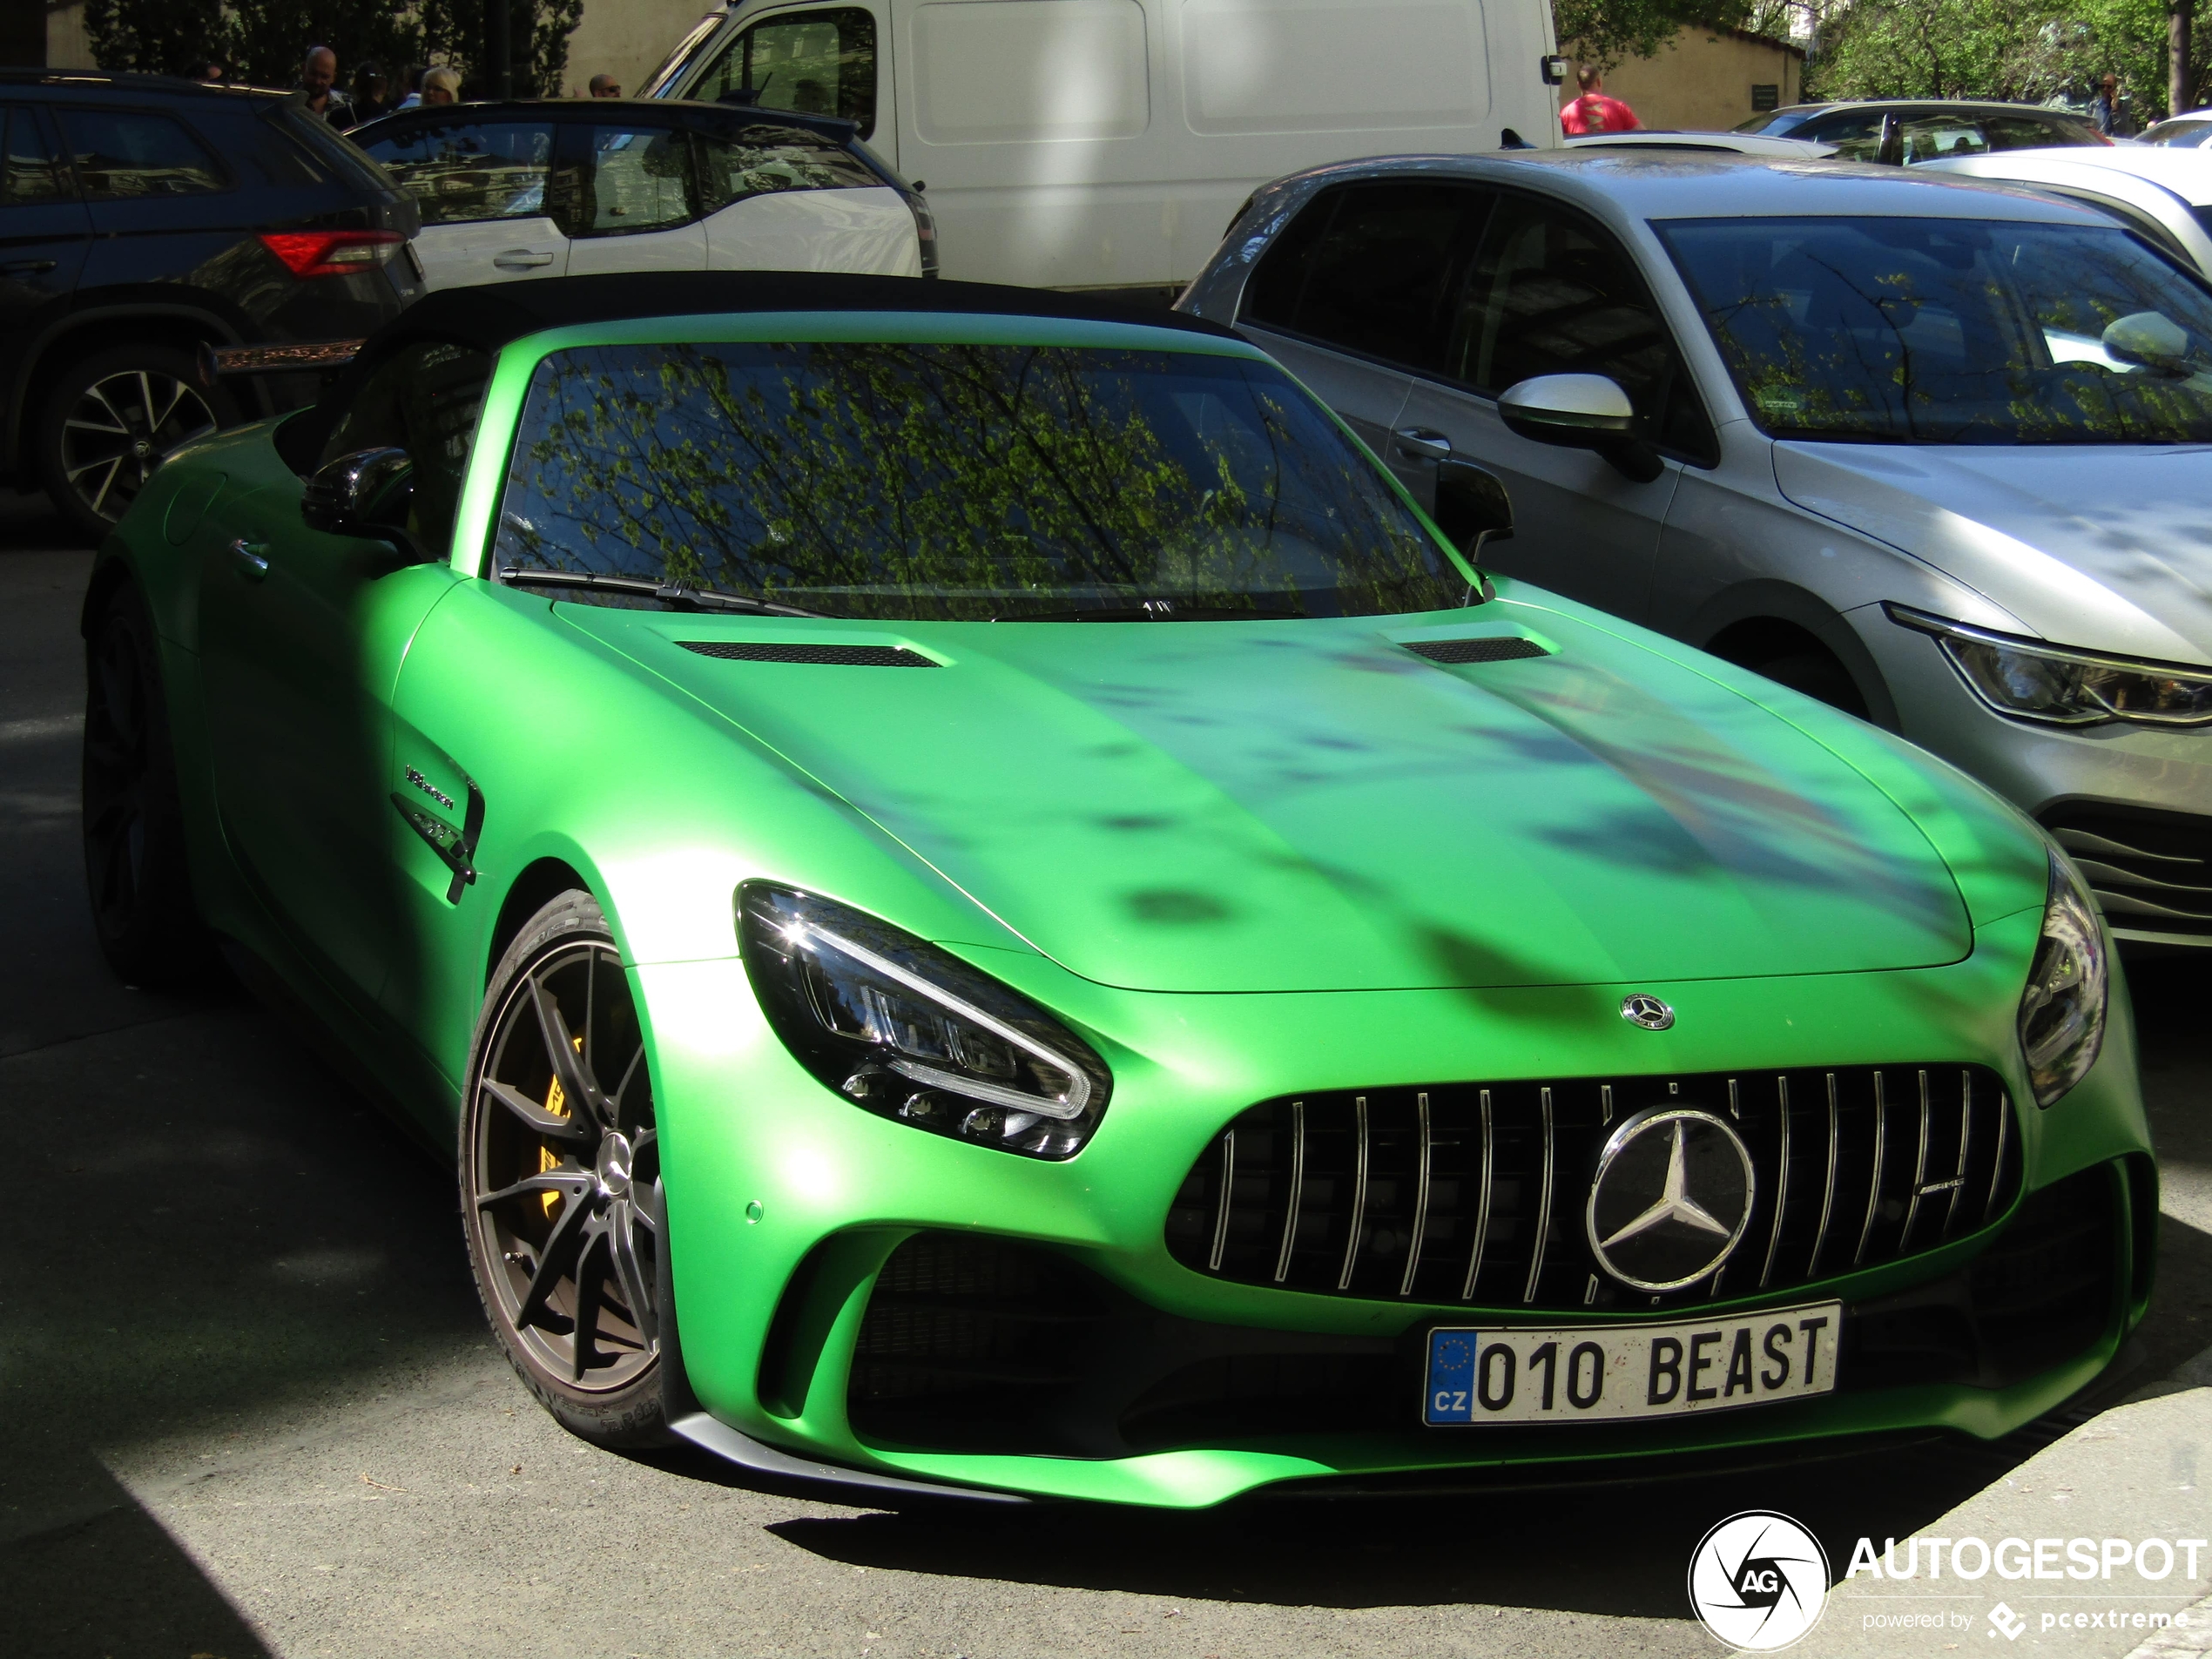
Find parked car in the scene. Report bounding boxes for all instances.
[88,268,2148,1503]
[2141,113,2212,147]
[1565,131,1835,159]
[1736,99,2109,161]
[637,0,1567,293]
[1181,152,2212,947]
[347,97,929,291]
[1916,145,2212,275]
[0,71,421,542]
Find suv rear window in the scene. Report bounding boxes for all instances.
[57,109,226,199]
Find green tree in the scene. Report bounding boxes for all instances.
[83,0,227,76]
[1556,0,1764,71]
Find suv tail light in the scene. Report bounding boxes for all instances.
[258,229,406,279]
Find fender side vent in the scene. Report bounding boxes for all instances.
[678,641,938,667]
[1402,637,1548,664]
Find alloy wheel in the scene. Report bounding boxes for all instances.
[469,941,661,1392]
[61,368,217,524]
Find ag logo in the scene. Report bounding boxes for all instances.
[1687,1510,1830,1650]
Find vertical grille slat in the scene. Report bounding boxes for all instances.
[1170,1063,2020,1312]
[1399,1092,1433,1297]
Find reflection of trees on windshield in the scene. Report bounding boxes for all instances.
[1662,218,2212,444]
[493,341,1463,619]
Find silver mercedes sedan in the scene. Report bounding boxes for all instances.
[1179,152,2212,948]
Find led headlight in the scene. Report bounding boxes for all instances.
[1889,604,2212,727]
[738,883,1111,1158]
[2019,849,2108,1108]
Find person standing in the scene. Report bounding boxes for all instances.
[398,67,462,110]
[350,62,393,124]
[299,45,356,126]
[588,73,623,97]
[2094,72,2135,137]
[1560,64,1640,135]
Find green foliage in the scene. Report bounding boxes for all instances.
[1556,0,1761,71]
[1808,0,2200,118]
[82,0,583,96]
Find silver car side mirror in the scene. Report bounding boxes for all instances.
[2102,311,2198,376]
[1497,374,1664,483]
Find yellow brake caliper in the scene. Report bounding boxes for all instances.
[539,1033,584,1218]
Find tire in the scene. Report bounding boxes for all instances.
[1742,647,1871,722]
[462,892,669,1447]
[82,579,207,987]
[37,342,236,545]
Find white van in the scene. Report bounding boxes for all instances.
[641,0,1563,293]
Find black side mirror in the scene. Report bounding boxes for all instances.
[304,444,416,536]
[1497,374,1665,483]
[1433,457,1514,556]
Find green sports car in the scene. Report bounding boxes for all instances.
[84,273,2152,1507]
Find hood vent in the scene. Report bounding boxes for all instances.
[1402,637,1549,664]
[678,641,938,668]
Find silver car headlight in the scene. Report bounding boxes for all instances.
[1889,604,2212,726]
[738,883,1111,1158]
[2019,849,2108,1108]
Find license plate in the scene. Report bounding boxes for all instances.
[1423,1302,1840,1425]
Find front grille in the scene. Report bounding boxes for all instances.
[1402,636,1550,664]
[677,641,937,667]
[2042,804,2212,937]
[1166,1067,2020,1313]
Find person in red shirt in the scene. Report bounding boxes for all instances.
[1561,65,1642,135]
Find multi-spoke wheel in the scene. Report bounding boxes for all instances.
[81,580,202,985]
[38,345,233,544]
[463,892,670,1444]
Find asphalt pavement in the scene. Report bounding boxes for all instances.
[2,489,2206,1659]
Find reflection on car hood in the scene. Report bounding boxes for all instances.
[1774,442,2212,662]
[579,604,1979,994]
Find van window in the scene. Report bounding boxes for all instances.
[1183,0,1487,135]
[698,6,879,140]
[913,0,1148,144]
[1240,181,1485,375]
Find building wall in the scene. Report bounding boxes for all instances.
[45,2,93,70]
[1581,28,1802,133]
[563,0,719,96]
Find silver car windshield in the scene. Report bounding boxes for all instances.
[1661,215,2212,444]
[492,341,1465,620]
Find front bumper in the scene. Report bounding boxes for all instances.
[1855,604,2212,948]
[639,911,2154,1508]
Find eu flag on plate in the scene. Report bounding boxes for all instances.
[1426,1330,1477,1424]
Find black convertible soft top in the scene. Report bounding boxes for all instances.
[379,270,1231,359]
[275,272,1237,468]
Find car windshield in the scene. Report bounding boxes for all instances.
[1660,215,2212,444]
[492,340,1466,620]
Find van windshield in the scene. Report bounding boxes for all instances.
[1662,215,2212,444]
[492,340,1466,620]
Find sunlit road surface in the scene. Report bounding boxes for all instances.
[3,489,2206,1659]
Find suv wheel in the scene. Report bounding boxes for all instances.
[38,344,236,543]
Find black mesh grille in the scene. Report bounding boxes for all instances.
[2042,804,2212,937]
[847,1233,1114,1453]
[1402,636,1550,664]
[1166,1067,2020,1313]
[678,641,938,667]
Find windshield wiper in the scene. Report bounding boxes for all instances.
[500,567,826,618]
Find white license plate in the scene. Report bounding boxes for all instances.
[1423,1302,1841,1425]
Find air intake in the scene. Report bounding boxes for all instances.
[1166,1065,2020,1314]
[2042,805,2212,938]
[1401,637,1549,664]
[677,641,937,667]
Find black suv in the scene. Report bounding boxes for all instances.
[1,72,421,540]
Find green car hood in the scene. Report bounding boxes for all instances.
[567,604,1974,993]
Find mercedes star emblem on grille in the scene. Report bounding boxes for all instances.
[1585,1108,1757,1292]
[1620,993,1675,1029]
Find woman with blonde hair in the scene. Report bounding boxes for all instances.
[399,66,463,110]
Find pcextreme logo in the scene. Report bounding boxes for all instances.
[1688,1511,1831,1650]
